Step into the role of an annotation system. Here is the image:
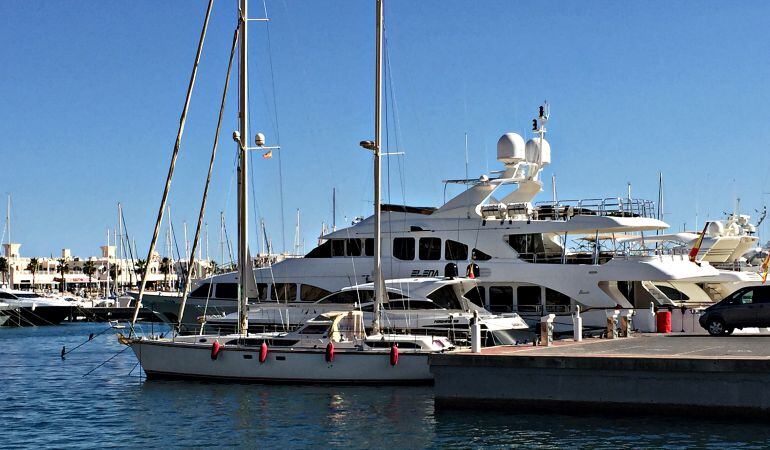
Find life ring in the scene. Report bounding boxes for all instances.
[325,342,335,363]
[211,341,221,360]
[259,342,268,363]
[390,345,399,366]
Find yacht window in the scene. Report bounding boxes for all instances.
[300,284,332,302]
[215,283,238,299]
[419,237,442,260]
[505,234,545,258]
[489,286,513,312]
[517,286,541,312]
[393,238,415,260]
[655,285,689,301]
[190,283,213,298]
[249,283,268,301]
[306,240,332,258]
[271,283,297,301]
[317,290,374,304]
[426,285,462,309]
[386,299,441,310]
[332,240,345,257]
[463,286,485,308]
[545,288,571,313]
[346,239,362,256]
[445,240,468,261]
[472,248,492,261]
[298,324,331,335]
[0,292,16,300]
[364,238,374,256]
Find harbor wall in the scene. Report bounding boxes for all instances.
[431,353,770,418]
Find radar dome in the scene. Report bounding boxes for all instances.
[497,133,526,164]
[525,137,551,165]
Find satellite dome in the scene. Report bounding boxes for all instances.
[525,137,551,165]
[497,133,526,164]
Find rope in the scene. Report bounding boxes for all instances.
[60,325,114,358]
[130,0,215,333]
[176,23,240,333]
[82,345,130,378]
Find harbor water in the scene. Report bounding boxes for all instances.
[3,323,770,449]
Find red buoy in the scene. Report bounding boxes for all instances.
[211,341,221,360]
[390,345,399,366]
[259,342,269,363]
[325,342,335,363]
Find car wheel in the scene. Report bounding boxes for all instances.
[707,319,726,336]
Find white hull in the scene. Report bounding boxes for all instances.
[130,339,433,384]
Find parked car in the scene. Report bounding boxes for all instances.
[699,285,770,335]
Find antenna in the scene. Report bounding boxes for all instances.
[551,175,557,203]
[332,188,336,232]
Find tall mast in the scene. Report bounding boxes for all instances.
[372,0,384,334]
[118,202,123,291]
[237,0,250,335]
[6,194,10,245]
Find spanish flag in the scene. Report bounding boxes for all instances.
[262,150,273,159]
[689,222,709,263]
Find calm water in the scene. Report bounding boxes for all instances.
[2,323,770,449]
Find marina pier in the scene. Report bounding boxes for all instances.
[431,334,770,418]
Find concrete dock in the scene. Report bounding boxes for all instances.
[430,334,770,418]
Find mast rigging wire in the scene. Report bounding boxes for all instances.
[129,0,216,333]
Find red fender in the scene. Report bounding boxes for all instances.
[390,345,399,366]
[210,341,221,360]
[259,342,269,363]
[325,342,335,363]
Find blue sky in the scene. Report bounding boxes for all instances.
[1,1,770,260]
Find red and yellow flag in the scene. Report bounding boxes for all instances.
[689,222,710,263]
[262,150,273,159]
[761,252,770,284]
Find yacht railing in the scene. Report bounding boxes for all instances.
[534,197,657,220]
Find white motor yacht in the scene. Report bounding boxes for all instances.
[0,289,73,326]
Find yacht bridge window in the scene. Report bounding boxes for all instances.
[517,286,541,312]
[545,288,571,313]
[216,283,238,299]
[445,240,468,261]
[472,248,492,261]
[272,283,297,301]
[393,237,415,260]
[300,284,332,302]
[419,237,442,260]
[489,286,513,313]
[247,283,268,301]
[426,285,463,309]
[463,286,485,308]
[306,240,332,258]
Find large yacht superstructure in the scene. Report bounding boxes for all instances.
[143,105,738,333]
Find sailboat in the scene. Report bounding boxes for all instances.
[121,0,454,383]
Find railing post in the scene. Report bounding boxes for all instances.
[573,305,583,341]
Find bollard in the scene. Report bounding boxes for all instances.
[540,314,555,346]
[470,311,482,353]
[619,310,633,337]
[572,305,583,342]
[643,302,656,333]
[605,309,619,339]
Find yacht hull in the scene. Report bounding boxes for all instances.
[129,339,433,384]
[2,306,72,326]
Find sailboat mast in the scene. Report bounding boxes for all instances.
[237,0,250,335]
[371,0,384,334]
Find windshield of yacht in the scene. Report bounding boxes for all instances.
[14,293,41,299]
[426,285,463,310]
[359,299,443,311]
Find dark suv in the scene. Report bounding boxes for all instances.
[699,285,770,335]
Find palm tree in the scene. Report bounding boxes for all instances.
[0,257,8,286]
[134,259,147,287]
[83,260,97,294]
[57,258,70,293]
[26,257,40,291]
[109,263,121,283]
[160,257,172,290]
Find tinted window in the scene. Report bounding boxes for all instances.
[445,240,468,261]
[472,248,492,261]
[190,283,213,298]
[754,287,770,304]
[505,234,545,255]
[300,284,332,302]
[426,285,462,309]
[545,288,571,312]
[306,240,332,258]
[518,286,542,311]
[463,286,485,308]
[419,237,442,260]
[318,290,374,304]
[215,283,238,299]
[393,238,415,260]
[246,284,269,301]
[386,300,441,310]
[332,240,345,257]
[364,238,374,256]
[730,288,754,305]
[0,292,16,300]
[489,286,513,312]
[346,239,362,257]
[272,283,297,301]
